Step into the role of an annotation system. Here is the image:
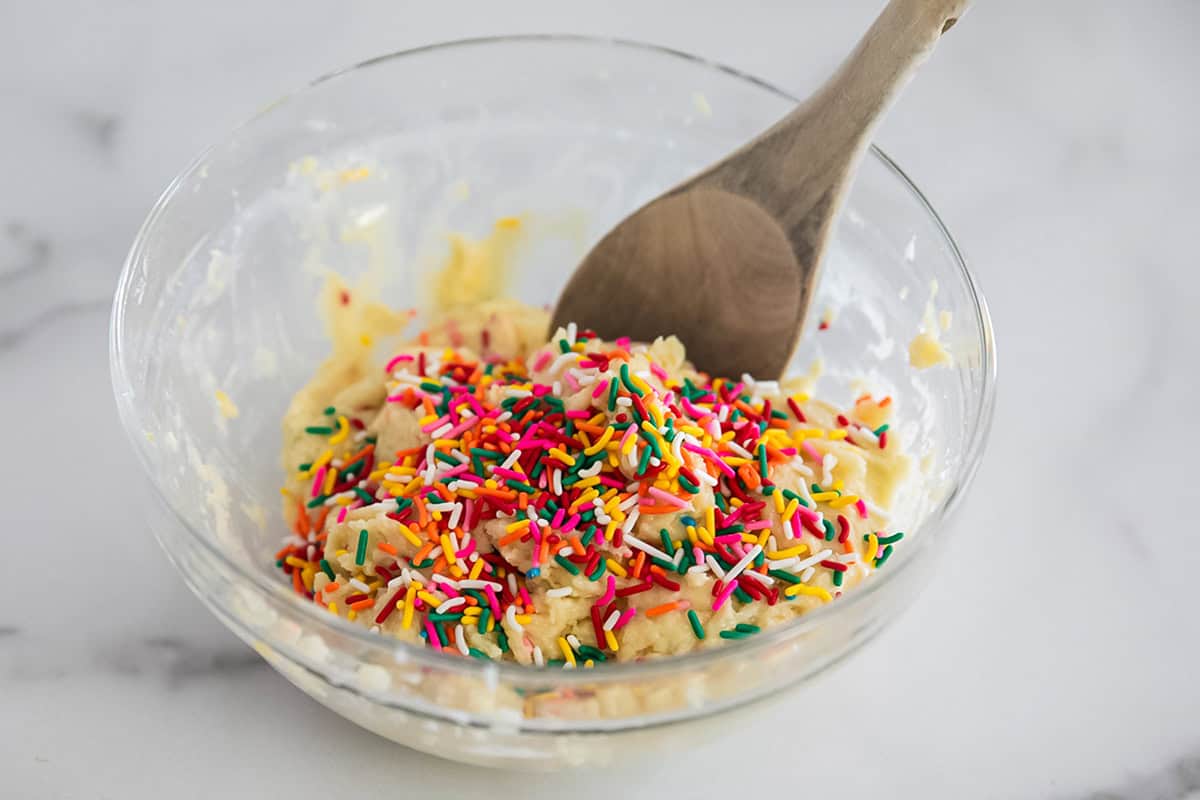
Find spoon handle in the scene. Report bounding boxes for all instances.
[796,0,971,152]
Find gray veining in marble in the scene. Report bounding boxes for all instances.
[2,0,1198,798]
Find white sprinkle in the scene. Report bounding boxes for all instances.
[577,374,596,386]
[455,624,470,656]
[436,597,466,614]
[387,576,405,590]
[459,579,503,591]
[558,547,575,558]
[500,449,522,470]
[430,423,453,439]
[552,469,563,496]
[696,470,719,487]
[426,502,455,513]
[532,645,544,667]
[430,573,458,589]
[836,552,858,564]
[549,351,578,374]
[552,381,562,396]
[507,573,518,596]
[603,610,621,631]
[794,548,834,572]
[727,441,753,459]
[717,406,729,423]
[383,472,410,483]
[800,566,816,582]
[822,454,837,487]
[649,457,661,467]
[566,634,582,650]
[495,411,513,423]
[706,555,727,578]
[546,587,572,598]
[349,578,370,594]
[687,565,707,575]
[579,460,604,478]
[723,544,763,584]
[615,396,633,407]
[618,495,640,512]
[624,533,670,562]
[448,503,463,529]
[505,604,524,633]
[744,570,774,586]
[621,508,641,534]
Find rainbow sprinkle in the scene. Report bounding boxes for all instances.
[275,325,905,667]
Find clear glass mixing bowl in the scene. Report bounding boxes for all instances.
[110,35,995,769]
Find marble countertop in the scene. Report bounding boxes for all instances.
[4,1,1198,797]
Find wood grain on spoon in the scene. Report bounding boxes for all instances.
[551,0,970,379]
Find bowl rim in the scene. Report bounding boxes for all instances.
[110,33,997,687]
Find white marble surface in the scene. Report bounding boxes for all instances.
[4,0,1199,797]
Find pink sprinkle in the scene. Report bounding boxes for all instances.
[491,467,526,481]
[646,486,688,509]
[788,513,802,539]
[439,584,461,599]
[533,351,553,371]
[613,607,637,629]
[683,443,736,478]
[744,520,772,531]
[596,474,626,489]
[597,575,616,607]
[336,506,349,524]
[619,425,638,453]
[801,441,822,462]
[424,620,442,651]
[310,466,327,498]
[384,354,414,372]
[564,372,580,392]
[615,337,631,348]
[518,585,532,608]
[649,363,668,381]
[592,378,611,400]
[440,464,470,479]
[386,394,409,403]
[855,499,869,519]
[420,415,450,433]
[565,409,591,419]
[713,533,742,545]
[561,513,580,533]
[455,539,476,559]
[484,586,502,619]
[693,545,704,565]
[680,398,706,418]
[550,508,565,528]
[712,581,736,612]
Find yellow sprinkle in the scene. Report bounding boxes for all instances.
[401,585,417,629]
[756,528,771,547]
[772,490,786,514]
[620,433,638,456]
[828,494,860,509]
[795,428,827,440]
[327,602,338,615]
[328,415,350,446]
[571,476,601,491]
[462,606,482,616]
[583,659,595,669]
[557,637,577,667]
[347,610,357,621]
[812,491,840,502]
[793,393,811,403]
[785,583,833,602]
[705,508,716,537]
[605,558,628,578]
[338,166,371,183]
[418,590,441,606]
[284,556,309,570]
[739,532,758,545]
[323,467,337,496]
[496,216,522,230]
[604,629,619,652]
[828,429,848,441]
[359,333,373,347]
[568,488,600,514]
[833,479,845,491]
[767,544,809,560]
[697,526,715,546]
[685,525,699,546]
[604,521,618,542]
[449,564,464,578]
[214,389,239,419]
[584,427,616,455]
[468,559,485,580]
[440,534,455,558]
[865,533,879,564]
[418,414,438,425]
[486,616,495,633]
[334,549,348,557]
[549,448,576,466]
[782,498,800,523]
[505,519,532,533]
[515,614,532,625]
[723,457,751,467]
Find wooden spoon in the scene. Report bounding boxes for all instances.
[551,0,970,379]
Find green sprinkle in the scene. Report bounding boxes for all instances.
[577,645,607,661]
[768,569,801,584]
[323,406,336,415]
[319,559,335,580]
[587,560,607,581]
[877,531,905,545]
[469,447,502,460]
[434,451,459,465]
[687,609,706,640]
[497,629,509,653]
[554,555,581,576]
[427,612,463,622]
[677,474,700,494]
[619,362,644,396]
[306,495,327,509]
[505,479,536,493]
[477,607,490,635]
[873,424,890,437]
[758,445,769,479]
[434,622,448,647]
[811,483,823,494]
[607,378,619,412]
[297,462,313,472]
[719,629,749,640]
[833,569,844,587]
[822,519,837,541]
[353,488,375,504]
[716,524,744,535]
[733,588,753,604]
[636,445,652,476]
[413,558,436,569]
[875,544,894,567]
[468,648,490,660]
[419,381,442,393]
[355,530,368,565]
[640,428,663,457]
[770,409,788,420]
[558,338,572,353]
[734,623,760,634]
[305,426,334,435]
[580,526,598,547]
[659,529,676,556]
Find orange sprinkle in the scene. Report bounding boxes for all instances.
[413,542,434,563]
[631,551,646,579]
[639,504,681,515]
[645,600,686,618]
[313,506,330,531]
[416,498,429,526]
[349,598,374,611]
[879,396,892,407]
[377,542,399,556]
[497,528,528,547]
[737,463,762,490]
[292,569,305,594]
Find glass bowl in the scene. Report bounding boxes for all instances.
[110,35,995,769]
